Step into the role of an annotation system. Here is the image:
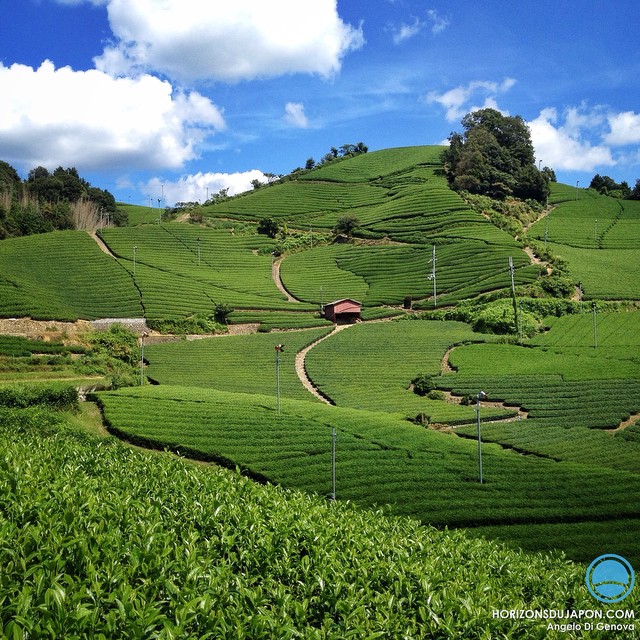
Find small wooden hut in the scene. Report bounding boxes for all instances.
[323,298,362,324]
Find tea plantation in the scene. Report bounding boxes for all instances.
[1,145,640,636]
[4,403,630,638]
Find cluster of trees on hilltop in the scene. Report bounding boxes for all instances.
[443,109,550,203]
[589,173,640,199]
[0,161,123,239]
[302,142,368,172]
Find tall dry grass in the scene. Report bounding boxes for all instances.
[71,198,101,231]
[0,190,11,213]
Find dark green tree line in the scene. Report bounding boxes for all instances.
[443,109,550,203]
[0,161,122,239]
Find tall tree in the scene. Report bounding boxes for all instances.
[444,108,549,203]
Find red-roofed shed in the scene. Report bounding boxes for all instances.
[323,298,362,323]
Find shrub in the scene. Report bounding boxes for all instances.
[412,373,435,396]
[88,324,139,365]
[0,384,78,411]
[333,214,360,236]
[257,217,279,238]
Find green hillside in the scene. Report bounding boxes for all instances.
[2,144,640,635]
[528,183,640,299]
[0,231,142,320]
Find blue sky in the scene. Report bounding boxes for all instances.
[1,0,639,206]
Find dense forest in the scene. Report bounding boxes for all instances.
[0,161,123,239]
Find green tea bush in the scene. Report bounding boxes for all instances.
[148,313,227,335]
[2,407,622,638]
[0,383,78,411]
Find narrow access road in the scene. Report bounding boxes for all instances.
[272,256,300,303]
[295,324,350,405]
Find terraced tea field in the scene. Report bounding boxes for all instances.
[3,407,619,638]
[3,143,640,598]
[303,320,504,417]
[0,231,142,320]
[145,327,332,400]
[528,184,640,299]
[98,223,319,318]
[97,385,640,564]
[437,311,640,472]
[280,236,538,307]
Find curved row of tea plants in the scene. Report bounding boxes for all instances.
[3,404,624,638]
[97,385,640,566]
[0,231,142,320]
[100,223,313,318]
[527,184,640,299]
[145,327,332,401]
[280,242,538,308]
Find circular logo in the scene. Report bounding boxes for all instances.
[586,554,635,603]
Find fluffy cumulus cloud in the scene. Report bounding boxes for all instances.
[528,107,615,171]
[605,111,640,146]
[426,78,516,122]
[144,170,268,206]
[284,102,309,128]
[0,61,225,171]
[95,0,365,82]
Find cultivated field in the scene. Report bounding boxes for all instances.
[3,405,621,637]
[0,231,142,320]
[2,145,640,634]
[528,184,640,299]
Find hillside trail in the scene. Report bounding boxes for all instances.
[272,256,300,303]
[605,412,640,434]
[294,324,351,405]
[88,231,117,258]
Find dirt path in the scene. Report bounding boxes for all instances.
[88,231,117,258]
[605,412,640,434]
[294,324,350,404]
[272,256,300,303]
[440,346,456,374]
[523,246,552,274]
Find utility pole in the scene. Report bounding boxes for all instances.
[476,391,487,484]
[140,332,148,385]
[275,344,284,415]
[428,244,437,308]
[544,210,549,250]
[509,257,520,337]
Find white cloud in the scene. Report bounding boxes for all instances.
[0,60,225,171]
[392,9,449,44]
[95,0,365,83]
[144,170,268,206]
[393,17,424,44]
[284,102,309,129]
[426,78,516,122]
[426,9,449,34]
[605,111,640,146]
[528,107,615,171]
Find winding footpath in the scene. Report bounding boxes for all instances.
[294,324,350,405]
[272,256,299,303]
[89,230,117,258]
